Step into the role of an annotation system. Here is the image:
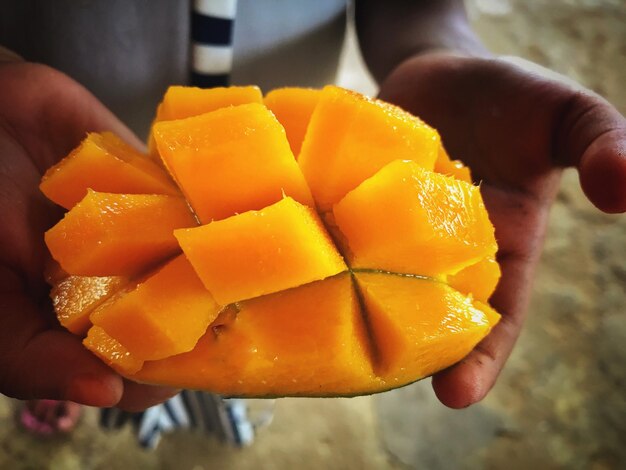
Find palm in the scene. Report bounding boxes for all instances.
[379,54,626,407]
[0,62,176,409]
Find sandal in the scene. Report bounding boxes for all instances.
[20,400,82,436]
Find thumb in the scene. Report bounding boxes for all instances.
[0,61,145,173]
[555,92,626,213]
[499,56,626,213]
[0,269,123,406]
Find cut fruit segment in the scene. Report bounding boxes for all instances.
[40,85,503,398]
[133,274,378,396]
[448,256,501,302]
[84,326,144,375]
[147,86,263,159]
[40,132,179,209]
[153,103,314,223]
[298,85,440,210]
[157,85,263,121]
[333,160,497,277]
[354,272,500,382]
[52,275,127,335]
[45,191,197,277]
[434,145,472,183]
[90,255,220,361]
[264,87,320,156]
[175,197,347,305]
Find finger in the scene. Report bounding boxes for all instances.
[0,290,123,407]
[115,380,180,412]
[554,92,626,213]
[432,185,549,408]
[0,62,144,173]
[431,253,528,408]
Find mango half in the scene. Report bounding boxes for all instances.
[41,85,501,397]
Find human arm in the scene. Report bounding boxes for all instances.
[355,1,626,408]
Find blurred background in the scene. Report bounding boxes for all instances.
[1,0,624,468]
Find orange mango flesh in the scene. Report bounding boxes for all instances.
[264,87,320,156]
[89,255,220,361]
[84,326,144,375]
[153,103,314,223]
[158,85,263,121]
[45,191,197,277]
[434,145,472,183]
[147,85,263,158]
[40,132,179,209]
[133,274,379,396]
[354,272,500,382]
[333,160,497,277]
[298,85,440,210]
[51,275,127,335]
[448,256,501,302]
[41,85,502,398]
[175,197,347,305]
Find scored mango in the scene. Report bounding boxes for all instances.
[40,132,179,209]
[299,85,441,210]
[333,160,497,278]
[153,103,314,223]
[45,191,197,277]
[42,85,502,398]
[175,197,347,305]
[90,255,220,361]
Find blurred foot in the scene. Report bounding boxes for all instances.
[20,400,82,436]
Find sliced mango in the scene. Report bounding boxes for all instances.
[41,85,503,398]
[333,160,497,277]
[264,87,320,156]
[158,85,263,121]
[354,271,500,382]
[84,326,144,375]
[147,86,263,159]
[434,145,472,183]
[45,191,197,277]
[153,103,314,223]
[52,275,127,335]
[90,255,219,361]
[175,197,347,305]
[40,132,179,209]
[298,85,440,210]
[133,274,378,396]
[448,256,501,302]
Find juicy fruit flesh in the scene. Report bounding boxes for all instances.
[298,85,441,210]
[264,87,321,157]
[90,255,220,361]
[134,274,380,396]
[43,85,501,397]
[354,272,496,382]
[333,160,497,277]
[175,197,347,305]
[153,103,313,223]
[45,191,197,277]
[40,132,179,209]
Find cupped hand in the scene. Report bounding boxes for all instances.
[0,61,178,410]
[378,53,626,408]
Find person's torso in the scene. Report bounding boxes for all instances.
[0,0,346,136]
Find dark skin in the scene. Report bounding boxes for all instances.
[0,60,179,410]
[1,1,625,412]
[357,0,626,407]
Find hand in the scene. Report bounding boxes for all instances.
[0,61,178,410]
[378,53,626,408]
